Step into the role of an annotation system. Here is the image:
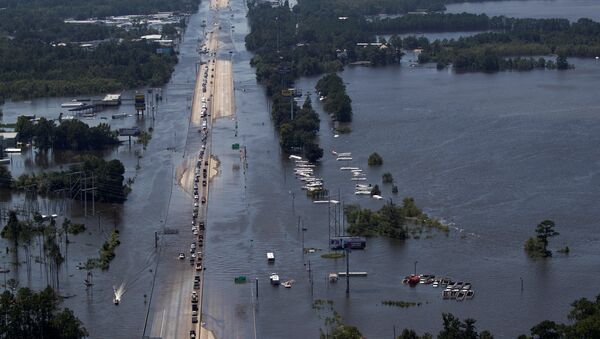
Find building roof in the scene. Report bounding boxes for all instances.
[0,132,18,139]
[141,34,163,40]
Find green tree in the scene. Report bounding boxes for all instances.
[556,54,569,70]
[0,286,88,338]
[535,220,559,256]
[382,172,394,183]
[368,152,383,166]
[0,165,12,189]
[14,116,35,142]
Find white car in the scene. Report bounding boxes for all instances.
[193,230,199,236]
[178,253,185,260]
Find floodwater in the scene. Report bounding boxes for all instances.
[0,2,209,338]
[202,1,600,339]
[1,0,600,338]
[446,0,600,22]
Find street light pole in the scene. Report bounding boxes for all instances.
[414,261,418,276]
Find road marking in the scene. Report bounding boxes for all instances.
[160,308,166,338]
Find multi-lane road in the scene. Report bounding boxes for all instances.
[145,0,234,337]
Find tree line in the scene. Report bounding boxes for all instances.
[15,117,119,151]
[376,15,600,71]
[0,0,198,101]
[344,198,447,239]
[10,155,128,203]
[315,73,353,123]
[0,286,88,338]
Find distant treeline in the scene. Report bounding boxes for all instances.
[0,0,198,101]
[371,14,600,71]
[0,40,177,100]
[315,74,353,123]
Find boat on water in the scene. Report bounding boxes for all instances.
[267,252,275,263]
[0,268,10,273]
[351,177,367,181]
[443,289,452,299]
[456,290,466,301]
[328,273,338,283]
[269,273,280,286]
[462,283,471,290]
[372,195,384,200]
[354,191,371,195]
[336,152,351,157]
[355,184,372,188]
[282,279,295,288]
[289,155,302,160]
[340,167,359,171]
[402,275,420,287]
[61,100,85,108]
[336,157,353,161]
[112,113,128,119]
[466,290,475,299]
[113,296,120,305]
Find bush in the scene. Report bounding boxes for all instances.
[382,172,394,183]
[368,152,383,166]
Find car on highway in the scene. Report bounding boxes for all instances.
[202,180,207,187]
[193,229,199,236]
[192,316,198,323]
[195,263,202,271]
[190,330,196,338]
[193,282,200,290]
[201,197,206,204]
[178,253,185,260]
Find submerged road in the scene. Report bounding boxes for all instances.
[146,0,234,337]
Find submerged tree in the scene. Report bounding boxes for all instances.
[525,220,559,258]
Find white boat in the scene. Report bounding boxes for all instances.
[282,280,294,288]
[328,273,338,283]
[372,195,383,200]
[466,290,475,299]
[340,167,359,171]
[61,100,85,108]
[350,169,363,173]
[289,155,302,160]
[267,252,275,263]
[354,191,371,195]
[336,157,353,161]
[4,148,22,153]
[355,184,372,189]
[269,273,280,286]
[351,177,367,181]
[336,152,351,157]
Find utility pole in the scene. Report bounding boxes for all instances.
[345,246,351,295]
[414,261,418,276]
